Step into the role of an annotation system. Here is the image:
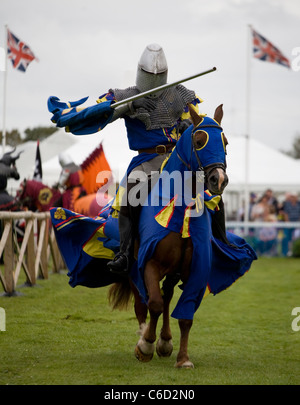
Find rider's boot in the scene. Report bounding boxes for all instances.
[107,213,133,276]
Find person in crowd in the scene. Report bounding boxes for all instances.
[255,205,278,256]
[282,192,300,255]
[264,188,279,215]
[250,194,270,222]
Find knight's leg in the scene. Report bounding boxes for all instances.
[107,177,143,275]
[108,162,152,274]
[107,210,133,274]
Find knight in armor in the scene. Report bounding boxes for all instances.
[48,43,228,276]
[54,152,87,211]
[102,44,201,275]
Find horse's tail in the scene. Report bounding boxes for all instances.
[108,279,133,311]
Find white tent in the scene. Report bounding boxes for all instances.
[6,119,135,193]
[223,135,300,219]
[224,136,300,193]
[5,128,300,205]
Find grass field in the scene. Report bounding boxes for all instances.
[0,257,299,385]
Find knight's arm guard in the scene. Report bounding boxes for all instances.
[97,92,132,122]
[110,103,132,122]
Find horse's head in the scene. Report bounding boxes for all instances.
[0,148,23,181]
[17,178,62,212]
[16,179,35,210]
[189,104,228,195]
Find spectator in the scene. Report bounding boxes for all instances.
[283,193,300,222]
[282,192,300,255]
[256,207,278,256]
[277,203,289,256]
[264,188,279,214]
[251,194,270,222]
[249,192,257,221]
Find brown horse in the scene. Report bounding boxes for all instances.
[16,179,109,217]
[109,105,230,368]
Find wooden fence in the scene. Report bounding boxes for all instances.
[0,211,64,296]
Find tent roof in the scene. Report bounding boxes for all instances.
[225,136,300,193]
[5,128,300,195]
[6,119,135,193]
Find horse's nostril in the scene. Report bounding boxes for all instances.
[210,175,218,185]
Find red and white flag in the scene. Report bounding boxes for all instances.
[251,28,290,69]
[7,28,38,72]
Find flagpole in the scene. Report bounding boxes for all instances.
[2,24,8,155]
[244,24,252,225]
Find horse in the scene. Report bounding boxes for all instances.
[0,147,22,181]
[17,178,109,217]
[108,105,256,368]
[0,148,23,211]
[50,105,256,368]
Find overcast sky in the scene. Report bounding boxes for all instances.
[1,0,300,162]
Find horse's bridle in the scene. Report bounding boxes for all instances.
[176,123,227,182]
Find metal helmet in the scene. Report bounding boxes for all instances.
[58,152,73,168]
[136,43,168,97]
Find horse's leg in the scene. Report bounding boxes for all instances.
[175,319,194,368]
[156,275,176,357]
[135,259,163,362]
[129,280,148,330]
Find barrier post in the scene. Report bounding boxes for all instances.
[26,216,36,286]
[3,218,15,295]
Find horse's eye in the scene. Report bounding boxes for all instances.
[193,130,208,150]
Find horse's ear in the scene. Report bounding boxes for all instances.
[214,104,223,125]
[188,104,203,127]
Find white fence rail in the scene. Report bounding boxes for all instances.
[226,221,300,257]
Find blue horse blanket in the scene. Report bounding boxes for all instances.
[50,117,257,320]
[50,195,256,320]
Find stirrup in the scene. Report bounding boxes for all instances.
[107,253,129,275]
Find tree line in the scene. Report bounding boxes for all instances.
[283,133,300,159]
[0,127,59,147]
[0,126,300,159]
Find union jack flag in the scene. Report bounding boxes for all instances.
[7,28,38,72]
[252,28,290,69]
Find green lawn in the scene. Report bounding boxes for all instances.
[0,257,299,385]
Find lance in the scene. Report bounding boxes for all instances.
[111,67,217,109]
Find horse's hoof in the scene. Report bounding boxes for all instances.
[175,360,194,369]
[156,338,173,357]
[134,335,155,363]
[134,344,154,362]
